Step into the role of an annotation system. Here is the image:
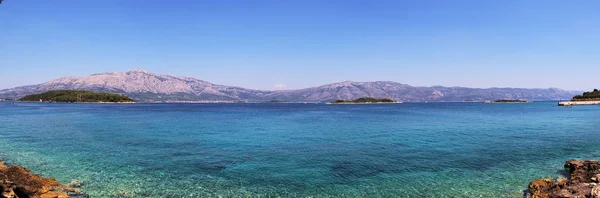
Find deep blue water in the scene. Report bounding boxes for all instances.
[0,102,599,197]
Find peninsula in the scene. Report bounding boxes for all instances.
[19,90,135,103]
[328,97,399,104]
[558,89,600,106]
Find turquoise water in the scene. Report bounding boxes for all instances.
[0,102,599,197]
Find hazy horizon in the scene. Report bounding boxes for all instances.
[0,68,585,91]
[1,1,599,91]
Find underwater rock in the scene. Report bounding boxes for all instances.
[0,162,84,198]
[528,160,600,198]
[66,180,84,188]
[555,175,567,183]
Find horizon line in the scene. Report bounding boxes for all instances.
[0,69,584,92]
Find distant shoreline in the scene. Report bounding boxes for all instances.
[5,101,577,104]
[483,99,530,104]
[558,101,600,106]
[16,101,136,104]
[326,102,403,105]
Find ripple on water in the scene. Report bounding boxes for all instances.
[0,102,599,197]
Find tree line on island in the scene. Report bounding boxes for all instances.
[487,99,529,103]
[572,89,600,101]
[330,97,397,104]
[19,90,134,103]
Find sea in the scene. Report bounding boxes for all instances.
[0,102,599,197]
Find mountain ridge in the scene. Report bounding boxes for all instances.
[0,70,579,102]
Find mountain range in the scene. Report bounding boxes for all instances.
[0,69,579,102]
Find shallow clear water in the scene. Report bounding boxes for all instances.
[0,102,599,197]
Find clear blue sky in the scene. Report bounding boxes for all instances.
[1,0,598,90]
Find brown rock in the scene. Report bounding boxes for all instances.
[66,180,83,189]
[555,175,568,183]
[0,183,17,198]
[592,185,600,198]
[529,160,600,198]
[592,174,600,183]
[0,162,84,198]
[40,191,69,198]
[565,160,600,184]
[529,178,555,198]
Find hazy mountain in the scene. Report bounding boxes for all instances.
[267,81,578,102]
[0,69,579,102]
[0,69,274,101]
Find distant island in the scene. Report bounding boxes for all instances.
[19,90,135,103]
[485,99,530,103]
[328,97,398,104]
[268,100,288,103]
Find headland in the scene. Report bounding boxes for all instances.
[558,89,600,106]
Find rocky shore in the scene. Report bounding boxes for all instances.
[0,162,84,198]
[528,160,600,198]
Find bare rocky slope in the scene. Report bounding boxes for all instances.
[0,69,579,102]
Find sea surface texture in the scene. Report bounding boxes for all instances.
[0,102,599,197]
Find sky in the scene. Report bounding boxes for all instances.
[0,0,598,91]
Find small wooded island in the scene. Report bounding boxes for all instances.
[328,97,398,104]
[485,99,530,103]
[19,90,135,103]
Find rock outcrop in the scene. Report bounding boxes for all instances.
[0,162,83,198]
[528,160,600,198]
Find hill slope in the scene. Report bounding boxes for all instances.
[0,69,273,101]
[266,81,577,102]
[0,70,579,102]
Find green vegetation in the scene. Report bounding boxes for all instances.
[492,99,529,103]
[19,90,134,103]
[572,89,600,101]
[268,100,287,103]
[330,97,396,104]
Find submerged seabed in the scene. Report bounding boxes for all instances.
[0,102,599,197]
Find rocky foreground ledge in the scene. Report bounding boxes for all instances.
[528,160,600,198]
[0,162,85,198]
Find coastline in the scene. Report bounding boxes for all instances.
[484,100,531,104]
